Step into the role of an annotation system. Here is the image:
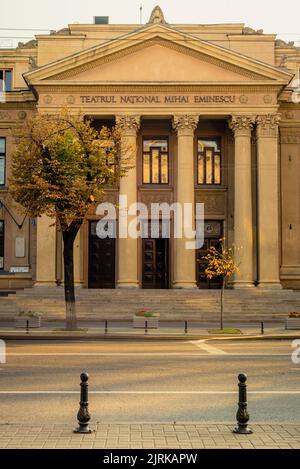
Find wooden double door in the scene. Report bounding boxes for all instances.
[88,221,116,289]
[88,218,223,290]
[88,220,169,289]
[142,238,169,289]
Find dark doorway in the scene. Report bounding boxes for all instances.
[88,221,115,289]
[142,238,169,289]
[197,221,223,289]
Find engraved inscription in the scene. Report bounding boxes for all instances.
[79,94,237,105]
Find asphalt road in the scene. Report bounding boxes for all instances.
[0,339,299,424]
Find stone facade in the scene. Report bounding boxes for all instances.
[0,6,300,290]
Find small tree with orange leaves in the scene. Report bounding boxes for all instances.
[10,110,126,330]
[203,238,239,330]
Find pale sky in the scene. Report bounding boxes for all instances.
[1,0,299,48]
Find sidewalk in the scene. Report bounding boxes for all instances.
[1,422,300,449]
[0,321,299,340]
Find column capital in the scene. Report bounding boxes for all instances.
[228,115,256,135]
[256,113,281,138]
[116,115,140,134]
[172,115,199,134]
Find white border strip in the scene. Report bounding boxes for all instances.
[1,390,300,395]
[4,352,291,357]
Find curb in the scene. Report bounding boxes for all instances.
[0,332,299,341]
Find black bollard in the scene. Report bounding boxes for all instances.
[145,320,148,334]
[74,372,93,434]
[184,321,188,334]
[105,320,108,334]
[26,320,29,334]
[261,321,264,335]
[233,373,253,434]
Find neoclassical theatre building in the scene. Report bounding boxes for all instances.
[1,6,300,292]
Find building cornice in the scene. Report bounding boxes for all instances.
[0,90,36,103]
[33,84,282,93]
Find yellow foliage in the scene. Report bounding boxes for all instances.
[9,109,125,231]
[202,238,239,282]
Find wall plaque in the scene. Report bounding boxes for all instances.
[15,237,26,258]
[10,266,30,273]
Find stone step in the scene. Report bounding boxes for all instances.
[0,286,299,322]
[16,287,299,296]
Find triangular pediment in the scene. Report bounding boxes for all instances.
[24,23,292,86]
[41,40,277,84]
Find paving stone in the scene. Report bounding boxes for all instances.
[2,423,300,448]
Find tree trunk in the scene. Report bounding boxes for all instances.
[220,277,225,331]
[63,232,77,330]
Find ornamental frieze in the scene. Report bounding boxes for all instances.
[0,110,30,121]
[66,95,75,105]
[18,111,27,120]
[239,95,248,104]
[283,111,294,119]
[280,134,300,144]
[0,111,11,120]
[263,95,273,104]
[43,95,53,104]
[281,110,300,121]
[37,91,278,108]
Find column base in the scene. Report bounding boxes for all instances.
[173,282,198,289]
[257,281,282,290]
[54,283,84,288]
[34,282,57,288]
[232,281,255,289]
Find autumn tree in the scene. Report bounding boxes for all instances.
[202,238,239,330]
[10,111,125,330]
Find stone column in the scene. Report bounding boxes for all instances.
[172,115,198,288]
[256,114,282,288]
[229,115,255,288]
[116,116,140,288]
